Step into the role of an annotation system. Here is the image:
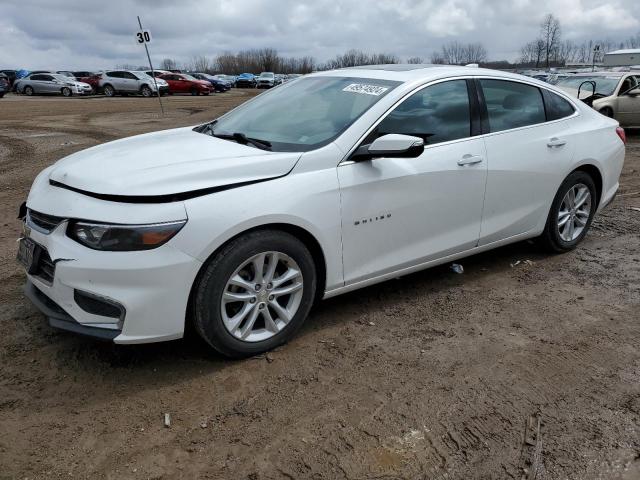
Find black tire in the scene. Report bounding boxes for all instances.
[24,86,34,96]
[538,171,598,252]
[141,85,152,97]
[190,88,199,96]
[0,93,4,98]
[61,87,72,97]
[103,84,115,97]
[193,230,317,358]
[599,107,614,118]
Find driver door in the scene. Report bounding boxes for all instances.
[338,79,487,285]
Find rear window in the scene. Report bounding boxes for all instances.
[542,90,576,121]
[479,79,546,132]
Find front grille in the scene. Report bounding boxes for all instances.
[34,248,55,284]
[27,209,65,234]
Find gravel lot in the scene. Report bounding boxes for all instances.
[0,92,639,480]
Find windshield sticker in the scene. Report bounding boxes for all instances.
[343,83,389,96]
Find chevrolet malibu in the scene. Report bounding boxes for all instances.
[19,65,625,357]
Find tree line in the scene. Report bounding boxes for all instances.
[121,17,638,74]
[520,14,640,68]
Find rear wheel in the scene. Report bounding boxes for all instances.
[24,86,34,96]
[539,171,597,252]
[103,84,115,97]
[599,107,614,118]
[61,87,72,97]
[193,230,317,358]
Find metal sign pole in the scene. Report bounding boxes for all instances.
[137,15,164,115]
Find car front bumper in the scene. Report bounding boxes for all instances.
[21,217,202,344]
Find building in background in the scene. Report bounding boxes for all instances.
[603,49,640,67]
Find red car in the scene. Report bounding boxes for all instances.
[71,72,101,93]
[159,73,211,95]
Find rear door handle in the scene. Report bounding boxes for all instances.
[547,137,567,148]
[457,154,484,166]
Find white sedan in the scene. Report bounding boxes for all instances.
[19,65,625,357]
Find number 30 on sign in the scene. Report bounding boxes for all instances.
[136,30,152,44]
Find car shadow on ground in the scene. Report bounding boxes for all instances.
[39,238,549,373]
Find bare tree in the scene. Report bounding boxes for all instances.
[463,42,487,64]
[429,51,446,64]
[189,55,213,73]
[160,58,177,71]
[540,14,561,68]
[407,56,423,64]
[441,41,467,64]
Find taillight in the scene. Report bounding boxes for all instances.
[616,127,626,144]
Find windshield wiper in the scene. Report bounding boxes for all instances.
[212,132,272,151]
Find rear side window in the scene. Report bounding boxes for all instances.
[374,79,471,146]
[30,75,44,81]
[479,79,545,132]
[542,90,575,121]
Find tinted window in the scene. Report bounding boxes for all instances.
[105,71,121,78]
[30,75,45,81]
[42,75,54,81]
[542,89,575,121]
[373,80,471,145]
[479,79,545,132]
[123,72,137,80]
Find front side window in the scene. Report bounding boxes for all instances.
[200,76,401,152]
[372,80,471,146]
[479,79,545,132]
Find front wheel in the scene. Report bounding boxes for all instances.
[141,85,152,97]
[193,230,317,358]
[61,87,72,97]
[538,171,597,252]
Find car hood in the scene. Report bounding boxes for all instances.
[555,85,613,101]
[47,127,302,198]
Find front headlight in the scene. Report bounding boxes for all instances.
[67,220,186,251]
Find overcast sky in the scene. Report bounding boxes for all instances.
[1,0,638,70]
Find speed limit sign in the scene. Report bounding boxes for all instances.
[136,30,152,44]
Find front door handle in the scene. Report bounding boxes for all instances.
[547,137,567,148]
[457,154,484,166]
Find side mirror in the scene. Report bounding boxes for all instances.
[351,134,425,161]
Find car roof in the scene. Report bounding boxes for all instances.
[309,64,538,84]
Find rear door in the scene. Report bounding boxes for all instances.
[122,71,139,92]
[338,79,488,285]
[617,75,640,127]
[477,78,577,245]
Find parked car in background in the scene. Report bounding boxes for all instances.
[0,69,18,88]
[556,72,640,127]
[99,70,168,97]
[235,73,256,88]
[56,71,76,79]
[132,71,169,95]
[144,69,172,79]
[72,71,102,93]
[189,73,230,92]
[0,73,9,98]
[274,74,284,85]
[15,73,92,96]
[257,72,276,89]
[213,74,236,87]
[159,73,211,95]
[19,65,624,357]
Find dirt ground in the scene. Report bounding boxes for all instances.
[0,91,639,480]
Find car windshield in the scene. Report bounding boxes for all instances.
[260,73,274,78]
[199,76,401,152]
[556,76,622,96]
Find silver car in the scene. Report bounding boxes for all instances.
[99,70,168,97]
[16,73,92,97]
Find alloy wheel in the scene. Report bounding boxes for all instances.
[558,183,591,242]
[221,251,303,342]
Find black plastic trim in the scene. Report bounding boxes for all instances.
[466,79,482,137]
[24,281,120,341]
[473,78,490,134]
[49,169,292,204]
